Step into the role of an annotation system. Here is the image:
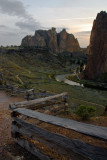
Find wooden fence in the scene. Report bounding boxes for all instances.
[0,84,55,100]
[9,92,107,160]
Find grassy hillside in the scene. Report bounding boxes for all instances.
[0,50,63,85]
[0,49,107,116]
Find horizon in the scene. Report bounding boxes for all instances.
[0,0,107,47]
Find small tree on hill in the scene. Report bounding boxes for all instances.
[76,105,96,120]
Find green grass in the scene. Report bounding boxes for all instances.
[0,52,107,116]
[29,77,106,116]
[67,75,107,89]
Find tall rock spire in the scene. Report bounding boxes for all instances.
[84,11,107,79]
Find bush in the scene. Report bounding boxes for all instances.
[76,105,96,120]
[20,82,30,89]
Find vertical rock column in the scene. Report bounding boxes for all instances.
[85,11,107,80]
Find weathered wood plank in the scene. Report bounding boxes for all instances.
[12,124,81,160]
[9,92,68,110]
[13,108,107,140]
[6,152,24,160]
[34,93,54,97]
[9,100,66,111]
[12,118,107,160]
[14,137,50,160]
[43,104,67,116]
[26,89,34,92]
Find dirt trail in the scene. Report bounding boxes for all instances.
[0,91,24,148]
[0,91,37,160]
[16,75,23,85]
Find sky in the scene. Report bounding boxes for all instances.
[0,0,107,47]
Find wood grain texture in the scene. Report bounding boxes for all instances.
[13,108,107,140]
[12,125,83,160]
[9,92,68,110]
[14,137,50,160]
[12,118,107,160]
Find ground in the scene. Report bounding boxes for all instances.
[0,91,38,160]
[0,90,107,160]
[0,53,107,159]
[0,52,107,115]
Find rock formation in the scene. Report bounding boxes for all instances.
[84,45,90,54]
[84,11,107,80]
[58,29,80,53]
[21,28,80,53]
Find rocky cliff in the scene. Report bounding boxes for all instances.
[21,28,80,53]
[84,45,90,54]
[58,29,80,53]
[84,11,107,80]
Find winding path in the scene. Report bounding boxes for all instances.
[55,74,83,87]
[0,91,24,154]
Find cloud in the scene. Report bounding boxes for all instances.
[44,27,70,32]
[55,17,94,21]
[0,25,7,28]
[75,31,91,36]
[0,29,29,46]
[74,31,91,47]
[0,0,30,19]
[56,27,70,32]
[16,20,41,31]
[0,0,41,31]
[0,29,27,36]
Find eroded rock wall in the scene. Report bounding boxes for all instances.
[21,28,80,53]
[84,11,107,79]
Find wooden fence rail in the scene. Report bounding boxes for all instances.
[9,92,107,160]
[9,92,68,110]
[0,84,56,100]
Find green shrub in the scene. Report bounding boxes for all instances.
[21,82,30,89]
[76,105,96,120]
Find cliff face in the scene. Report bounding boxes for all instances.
[84,45,90,54]
[58,29,80,53]
[21,28,80,53]
[84,11,107,79]
[21,33,46,48]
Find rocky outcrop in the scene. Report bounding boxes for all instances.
[84,11,107,80]
[21,34,46,48]
[21,28,80,53]
[58,29,80,53]
[84,45,90,54]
